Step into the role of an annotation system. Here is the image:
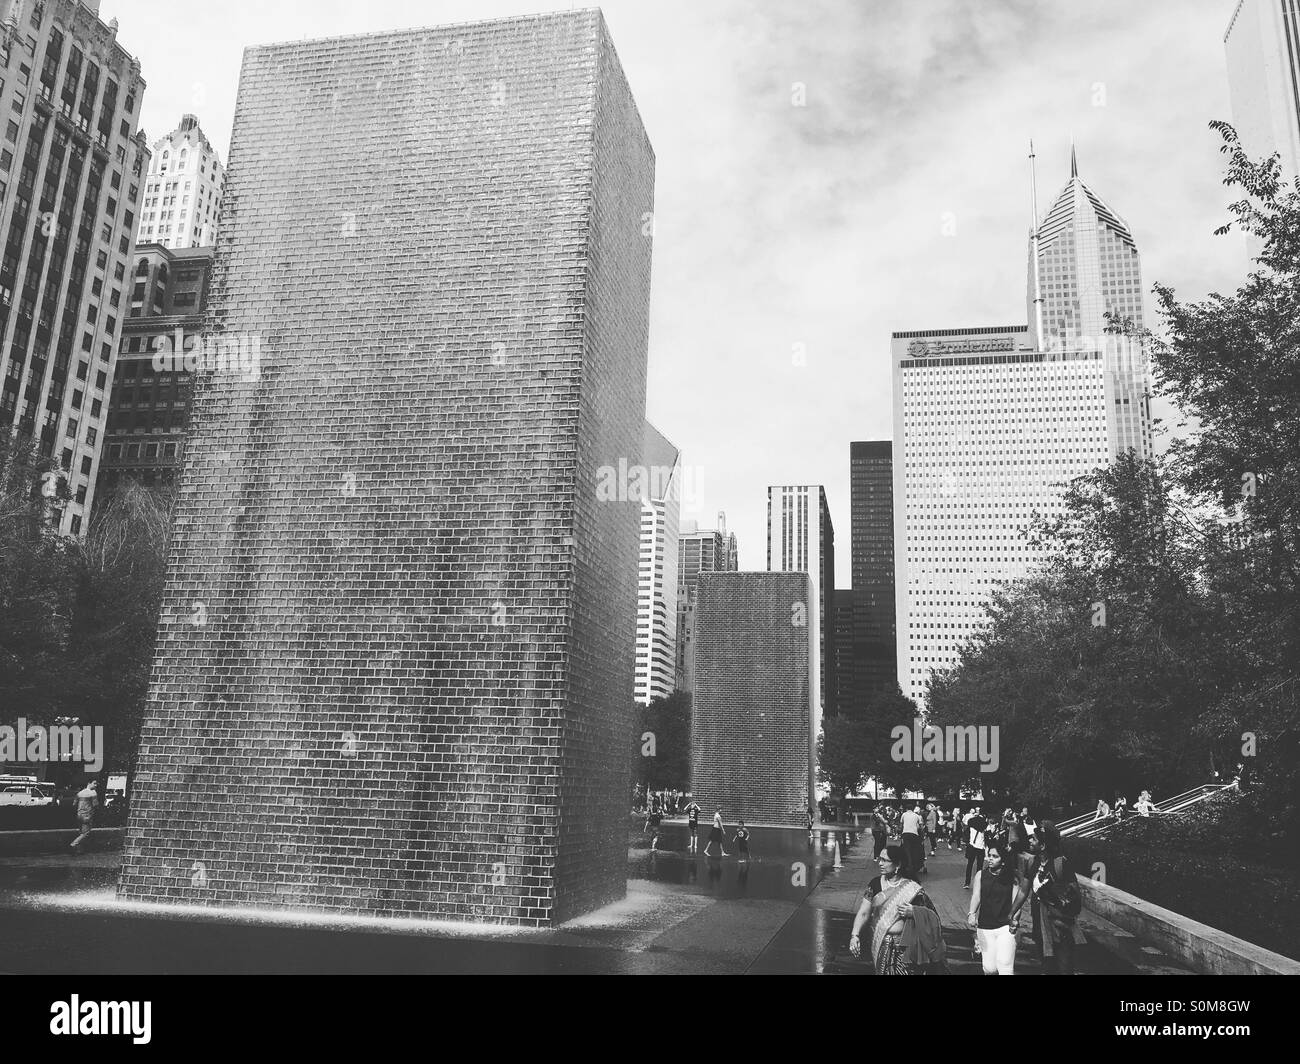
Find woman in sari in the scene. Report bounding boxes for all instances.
[848,844,940,974]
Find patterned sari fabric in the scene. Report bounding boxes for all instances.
[867,877,922,974]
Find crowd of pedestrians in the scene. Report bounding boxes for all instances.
[849,800,1096,976]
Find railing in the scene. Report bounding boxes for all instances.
[1060,783,1233,839]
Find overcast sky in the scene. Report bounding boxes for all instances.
[106,0,1250,584]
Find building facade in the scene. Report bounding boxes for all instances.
[692,571,814,826]
[1027,150,1152,461]
[675,512,737,693]
[119,11,655,927]
[136,113,224,248]
[93,241,212,502]
[635,420,679,704]
[0,0,148,535]
[766,484,834,727]
[848,440,895,709]
[1225,0,1300,184]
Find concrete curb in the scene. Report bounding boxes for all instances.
[0,828,124,856]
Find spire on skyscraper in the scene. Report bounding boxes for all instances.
[1070,138,1078,178]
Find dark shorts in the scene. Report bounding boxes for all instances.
[689,824,698,835]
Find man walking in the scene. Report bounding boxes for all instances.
[70,779,99,852]
[963,805,987,889]
[901,802,925,875]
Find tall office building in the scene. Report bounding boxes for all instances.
[120,11,655,927]
[896,157,1153,706]
[135,113,224,248]
[848,441,896,710]
[1027,148,1152,461]
[635,421,679,704]
[675,512,737,693]
[94,241,213,503]
[0,0,149,535]
[830,588,857,718]
[1225,0,1300,184]
[767,485,834,731]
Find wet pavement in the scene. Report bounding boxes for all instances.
[0,828,1154,974]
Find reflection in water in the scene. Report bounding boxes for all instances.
[628,825,838,903]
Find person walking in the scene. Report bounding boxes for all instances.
[644,804,663,851]
[702,811,729,857]
[963,806,987,889]
[967,839,1028,975]
[1027,821,1081,975]
[925,804,939,857]
[871,804,888,859]
[901,803,925,876]
[69,780,99,852]
[683,799,702,854]
[950,804,962,851]
[848,844,942,974]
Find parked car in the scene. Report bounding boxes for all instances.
[0,783,56,807]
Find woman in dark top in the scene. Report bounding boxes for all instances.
[967,838,1027,975]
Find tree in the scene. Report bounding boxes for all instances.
[818,714,873,798]
[631,690,691,792]
[64,480,176,789]
[0,437,78,726]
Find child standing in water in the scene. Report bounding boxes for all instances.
[732,820,751,863]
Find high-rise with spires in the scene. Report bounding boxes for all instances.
[1026,145,1152,460]
[894,149,1152,706]
[136,114,224,248]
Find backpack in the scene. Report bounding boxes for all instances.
[1039,856,1082,919]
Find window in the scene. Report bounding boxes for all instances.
[70,515,81,535]
[95,370,106,389]
[80,455,92,475]
[96,249,108,269]
[75,485,86,504]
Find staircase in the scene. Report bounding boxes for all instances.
[1059,783,1233,839]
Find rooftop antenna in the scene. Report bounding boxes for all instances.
[1029,139,1045,350]
[718,510,726,536]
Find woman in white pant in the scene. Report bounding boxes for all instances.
[967,839,1027,975]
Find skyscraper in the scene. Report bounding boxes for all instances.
[0,0,149,536]
[849,440,896,709]
[119,11,655,927]
[94,242,213,504]
[899,155,1154,702]
[1027,147,1152,461]
[635,421,679,704]
[675,512,737,693]
[895,153,1153,706]
[135,113,225,248]
[767,484,834,729]
[1225,0,1300,184]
